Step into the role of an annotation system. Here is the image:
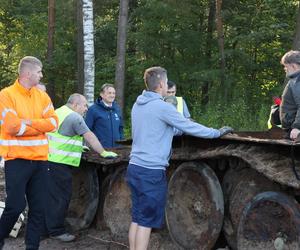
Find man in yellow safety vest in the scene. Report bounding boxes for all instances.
[44,93,117,242]
[166,80,191,119]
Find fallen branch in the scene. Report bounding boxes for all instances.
[87,234,129,248]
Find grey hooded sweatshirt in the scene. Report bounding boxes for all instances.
[129,91,221,170]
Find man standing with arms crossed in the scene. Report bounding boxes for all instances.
[126,66,233,250]
[0,56,58,250]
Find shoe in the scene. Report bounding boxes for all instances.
[50,233,75,242]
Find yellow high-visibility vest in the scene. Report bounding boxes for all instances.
[48,105,83,167]
[176,97,183,115]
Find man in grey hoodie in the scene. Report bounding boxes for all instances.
[126,66,233,250]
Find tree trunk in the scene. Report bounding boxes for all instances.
[47,0,55,103]
[216,0,226,101]
[293,1,300,50]
[82,0,95,106]
[115,0,129,112]
[77,0,84,95]
[201,0,215,108]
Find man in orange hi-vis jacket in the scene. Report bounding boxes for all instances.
[0,56,58,250]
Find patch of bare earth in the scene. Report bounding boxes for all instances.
[0,168,179,250]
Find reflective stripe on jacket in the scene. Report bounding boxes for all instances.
[48,105,83,167]
[176,97,183,114]
[0,79,58,161]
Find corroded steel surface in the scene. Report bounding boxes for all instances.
[78,132,300,248]
[222,168,280,249]
[118,129,300,147]
[83,134,300,188]
[172,143,300,189]
[67,165,99,231]
[82,145,131,167]
[165,162,224,250]
[103,166,131,241]
[237,191,300,250]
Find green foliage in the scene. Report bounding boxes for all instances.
[0,0,299,133]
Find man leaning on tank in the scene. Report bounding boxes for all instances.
[126,66,233,250]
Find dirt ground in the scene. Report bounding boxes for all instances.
[0,166,229,250]
[0,166,181,250]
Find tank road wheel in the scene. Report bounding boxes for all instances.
[103,166,131,240]
[165,161,224,250]
[95,173,112,230]
[237,191,300,250]
[222,168,280,249]
[66,165,99,231]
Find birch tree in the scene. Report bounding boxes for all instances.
[115,0,129,112]
[77,0,84,95]
[82,0,95,106]
[47,0,55,102]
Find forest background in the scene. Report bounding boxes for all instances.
[0,0,299,136]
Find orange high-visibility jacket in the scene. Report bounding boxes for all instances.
[0,79,58,161]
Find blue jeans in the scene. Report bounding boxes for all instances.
[0,159,48,250]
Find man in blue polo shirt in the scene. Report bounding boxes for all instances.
[126,66,233,250]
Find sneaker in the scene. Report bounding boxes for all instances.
[50,233,75,242]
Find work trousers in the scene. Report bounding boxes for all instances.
[44,162,72,236]
[0,159,48,250]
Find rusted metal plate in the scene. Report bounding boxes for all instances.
[103,166,131,240]
[115,129,300,148]
[237,191,300,250]
[172,143,300,189]
[81,146,131,166]
[222,168,280,249]
[66,164,99,231]
[224,131,295,146]
[95,173,112,230]
[165,162,224,250]
[175,132,298,148]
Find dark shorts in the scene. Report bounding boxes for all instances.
[126,164,167,228]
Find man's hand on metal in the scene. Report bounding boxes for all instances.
[290,128,300,141]
[82,145,90,152]
[100,150,118,159]
[219,126,234,137]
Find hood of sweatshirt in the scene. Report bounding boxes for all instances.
[135,90,163,105]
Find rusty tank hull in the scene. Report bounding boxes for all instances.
[68,129,300,249]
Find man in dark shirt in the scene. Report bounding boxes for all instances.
[279,50,300,140]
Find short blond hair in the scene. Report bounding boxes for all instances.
[143,66,167,91]
[18,56,42,75]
